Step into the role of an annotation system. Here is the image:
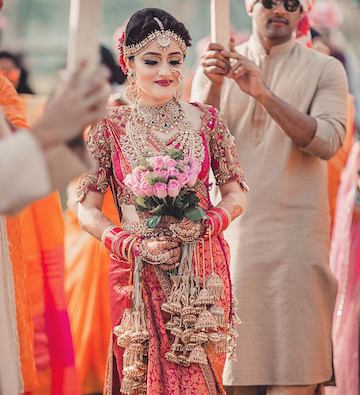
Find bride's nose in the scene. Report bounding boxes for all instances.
[158,65,173,79]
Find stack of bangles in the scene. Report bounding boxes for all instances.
[205,206,232,238]
[101,225,141,261]
[355,184,360,214]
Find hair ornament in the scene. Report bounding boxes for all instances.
[117,32,128,74]
[122,17,187,58]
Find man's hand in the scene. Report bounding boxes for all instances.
[32,62,111,148]
[200,43,231,86]
[221,42,269,100]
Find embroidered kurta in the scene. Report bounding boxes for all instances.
[76,102,248,395]
[191,36,349,386]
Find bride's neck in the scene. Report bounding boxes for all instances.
[137,97,177,107]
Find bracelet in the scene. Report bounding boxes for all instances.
[101,224,119,246]
[103,225,138,261]
[206,207,231,237]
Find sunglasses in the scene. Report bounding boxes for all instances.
[260,0,301,12]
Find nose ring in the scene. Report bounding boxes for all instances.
[167,68,184,86]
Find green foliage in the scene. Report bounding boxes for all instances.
[147,215,162,228]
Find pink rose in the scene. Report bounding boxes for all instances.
[140,171,151,182]
[154,182,168,199]
[139,181,154,196]
[184,157,198,169]
[168,168,180,178]
[154,168,169,182]
[176,172,189,187]
[133,165,145,181]
[187,170,199,187]
[163,157,177,168]
[123,174,139,189]
[167,179,181,197]
[148,156,164,168]
[132,185,146,198]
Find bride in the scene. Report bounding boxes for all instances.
[76,7,248,395]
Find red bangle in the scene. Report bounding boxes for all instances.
[103,227,122,250]
[206,207,231,237]
[210,207,231,230]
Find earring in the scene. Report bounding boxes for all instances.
[167,68,184,103]
[126,70,141,104]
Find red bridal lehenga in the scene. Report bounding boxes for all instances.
[75,100,249,395]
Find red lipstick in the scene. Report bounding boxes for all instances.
[155,80,172,87]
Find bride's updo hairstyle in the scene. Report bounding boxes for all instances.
[125,8,192,55]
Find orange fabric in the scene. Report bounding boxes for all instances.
[0,74,38,392]
[21,192,81,395]
[0,75,27,129]
[65,188,119,394]
[327,95,355,233]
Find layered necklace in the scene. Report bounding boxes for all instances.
[120,99,205,168]
[133,98,186,134]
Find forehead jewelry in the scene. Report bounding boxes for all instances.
[123,17,187,58]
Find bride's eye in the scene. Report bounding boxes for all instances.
[144,60,158,65]
[170,60,182,65]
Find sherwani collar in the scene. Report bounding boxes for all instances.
[248,35,296,56]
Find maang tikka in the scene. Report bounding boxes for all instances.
[126,69,142,104]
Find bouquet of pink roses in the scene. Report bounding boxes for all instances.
[123,149,206,228]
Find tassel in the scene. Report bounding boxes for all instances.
[195,310,218,332]
[188,345,208,365]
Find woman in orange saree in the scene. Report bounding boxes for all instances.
[65,186,118,394]
[76,8,248,395]
[0,74,80,395]
[0,74,37,394]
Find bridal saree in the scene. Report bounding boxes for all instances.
[76,102,248,395]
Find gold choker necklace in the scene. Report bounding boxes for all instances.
[134,98,186,134]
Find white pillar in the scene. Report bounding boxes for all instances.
[67,0,103,72]
[210,0,230,50]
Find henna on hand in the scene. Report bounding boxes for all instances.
[217,194,243,221]
[81,212,114,241]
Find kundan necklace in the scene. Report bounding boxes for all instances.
[134,98,186,134]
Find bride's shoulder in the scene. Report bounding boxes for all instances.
[106,105,132,122]
[185,101,223,128]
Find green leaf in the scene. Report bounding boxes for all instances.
[150,204,166,215]
[184,206,203,222]
[136,197,146,207]
[147,215,162,228]
[169,206,184,220]
[136,205,149,213]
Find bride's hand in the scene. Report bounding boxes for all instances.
[141,237,181,265]
[169,217,207,242]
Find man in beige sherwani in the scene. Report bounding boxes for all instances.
[191,0,348,394]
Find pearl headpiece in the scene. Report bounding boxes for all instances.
[123,17,187,58]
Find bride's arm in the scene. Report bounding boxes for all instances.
[78,190,113,241]
[217,180,247,221]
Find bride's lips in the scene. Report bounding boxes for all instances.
[155,80,172,87]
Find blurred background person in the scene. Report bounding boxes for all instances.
[309,0,360,138]
[0,50,34,94]
[327,140,360,395]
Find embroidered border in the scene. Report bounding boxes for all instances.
[153,266,172,300]
[200,362,219,395]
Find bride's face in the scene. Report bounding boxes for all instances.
[128,40,184,105]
